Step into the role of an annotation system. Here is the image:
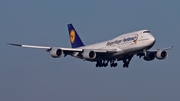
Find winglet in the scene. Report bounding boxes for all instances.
[170,46,173,49]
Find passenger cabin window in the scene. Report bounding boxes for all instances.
[143,31,150,33]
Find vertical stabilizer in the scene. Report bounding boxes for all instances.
[67,24,84,48]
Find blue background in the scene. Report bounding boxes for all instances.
[0,0,179,101]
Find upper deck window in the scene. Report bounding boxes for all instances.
[143,31,150,33]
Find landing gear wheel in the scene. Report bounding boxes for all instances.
[123,64,126,68]
[123,63,129,68]
[122,55,133,68]
[125,64,129,68]
[96,60,109,67]
[110,62,118,67]
[114,63,117,67]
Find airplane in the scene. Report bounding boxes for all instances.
[8,24,173,68]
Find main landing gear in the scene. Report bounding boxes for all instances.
[96,60,108,67]
[122,55,133,68]
[96,60,118,67]
[96,56,133,68]
[110,60,118,67]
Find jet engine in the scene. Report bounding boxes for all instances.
[156,50,168,60]
[49,48,63,58]
[144,51,155,61]
[82,50,96,59]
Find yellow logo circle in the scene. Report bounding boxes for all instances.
[70,30,75,43]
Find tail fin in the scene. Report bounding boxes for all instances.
[67,24,84,48]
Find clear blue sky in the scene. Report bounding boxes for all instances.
[0,0,180,101]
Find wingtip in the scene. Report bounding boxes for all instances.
[169,46,173,49]
[7,43,22,46]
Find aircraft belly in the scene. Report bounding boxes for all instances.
[113,45,145,57]
[71,41,153,62]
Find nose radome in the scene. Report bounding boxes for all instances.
[151,35,155,42]
[150,34,156,44]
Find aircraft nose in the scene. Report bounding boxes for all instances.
[150,34,156,45]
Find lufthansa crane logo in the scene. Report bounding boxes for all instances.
[70,30,75,43]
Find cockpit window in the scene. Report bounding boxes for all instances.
[143,31,150,33]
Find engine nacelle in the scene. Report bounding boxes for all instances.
[50,48,63,58]
[144,52,155,61]
[82,50,96,59]
[156,50,168,60]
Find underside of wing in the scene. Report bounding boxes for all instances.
[149,46,173,52]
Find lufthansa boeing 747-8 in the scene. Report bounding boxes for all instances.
[8,24,173,68]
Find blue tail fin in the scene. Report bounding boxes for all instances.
[67,24,84,48]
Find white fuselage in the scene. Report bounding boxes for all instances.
[77,30,156,60]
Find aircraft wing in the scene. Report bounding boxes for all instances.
[8,43,118,55]
[136,46,173,58]
[8,43,83,52]
[148,46,173,52]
